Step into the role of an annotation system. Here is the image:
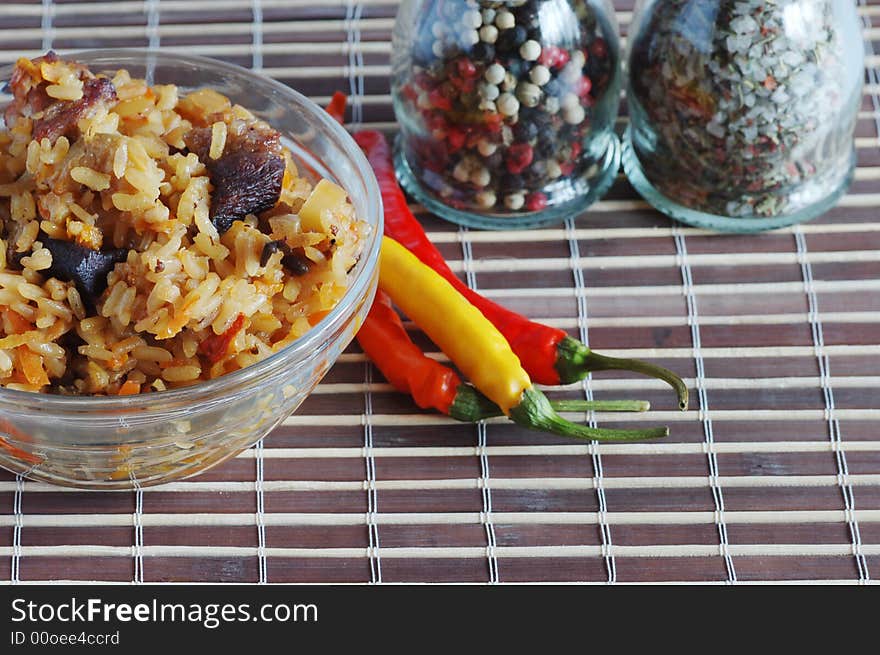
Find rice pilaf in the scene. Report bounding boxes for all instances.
[0,53,367,395]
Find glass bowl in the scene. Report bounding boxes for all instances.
[0,50,382,489]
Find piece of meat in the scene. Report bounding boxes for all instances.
[186,119,282,161]
[39,236,128,306]
[3,52,58,128]
[207,149,285,233]
[32,77,117,143]
[48,132,122,194]
[185,120,285,233]
[3,53,109,143]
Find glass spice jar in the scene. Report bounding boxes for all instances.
[623,0,864,232]
[390,0,622,229]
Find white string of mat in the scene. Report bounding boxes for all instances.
[6,474,880,494]
[4,509,880,529]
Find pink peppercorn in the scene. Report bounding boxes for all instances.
[456,57,479,79]
[414,71,434,90]
[484,113,504,133]
[538,46,558,67]
[525,192,548,212]
[427,113,447,131]
[590,38,607,59]
[428,88,452,111]
[447,127,466,152]
[506,143,534,174]
[538,45,571,69]
[555,48,570,68]
[576,76,592,97]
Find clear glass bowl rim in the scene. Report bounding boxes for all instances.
[0,48,383,413]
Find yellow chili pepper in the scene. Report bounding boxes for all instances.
[379,237,668,441]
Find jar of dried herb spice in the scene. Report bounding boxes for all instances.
[623,0,864,232]
[391,0,622,229]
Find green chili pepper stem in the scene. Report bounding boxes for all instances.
[449,384,504,422]
[508,387,668,442]
[550,399,650,413]
[555,336,689,411]
[449,385,650,422]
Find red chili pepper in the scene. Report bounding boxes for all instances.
[358,291,650,421]
[198,313,245,364]
[321,94,687,410]
[358,290,459,414]
[324,91,348,124]
[352,130,688,410]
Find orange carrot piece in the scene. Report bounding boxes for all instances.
[5,309,32,334]
[16,346,49,387]
[118,380,141,395]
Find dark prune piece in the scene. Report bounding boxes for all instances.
[260,240,310,276]
[40,237,128,305]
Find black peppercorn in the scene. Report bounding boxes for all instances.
[484,151,504,170]
[534,134,555,158]
[543,78,562,98]
[507,58,526,79]
[499,173,525,192]
[496,25,527,53]
[513,5,540,31]
[471,42,495,64]
[513,120,538,143]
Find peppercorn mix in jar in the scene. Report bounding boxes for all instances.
[391,0,622,229]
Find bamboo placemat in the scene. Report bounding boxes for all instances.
[0,0,879,584]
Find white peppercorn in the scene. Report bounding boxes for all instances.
[484,62,505,85]
[462,9,482,29]
[563,104,586,125]
[495,10,515,30]
[479,25,498,44]
[470,165,491,187]
[516,82,542,108]
[497,93,520,117]
[529,65,551,86]
[453,160,471,182]
[475,190,497,209]
[479,82,500,101]
[477,139,498,157]
[461,30,480,47]
[519,39,541,61]
[504,192,525,210]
